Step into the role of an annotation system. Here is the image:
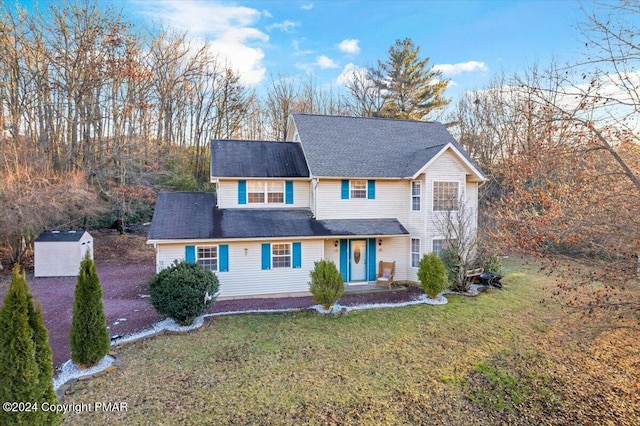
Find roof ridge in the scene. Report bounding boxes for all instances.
[212,139,296,143]
[293,113,440,124]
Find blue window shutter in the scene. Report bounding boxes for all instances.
[185,245,195,263]
[285,181,294,204]
[219,244,229,272]
[238,180,247,205]
[367,180,376,199]
[367,238,377,281]
[261,243,271,270]
[339,240,348,281]
[341,180,349,199]
[292,242,302,268]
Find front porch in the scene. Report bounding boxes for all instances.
[343,281,411,295]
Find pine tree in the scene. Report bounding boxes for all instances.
[372,38,449,120]
[0,265,46,425]
[27,296,62,425]
[70,253,110,367]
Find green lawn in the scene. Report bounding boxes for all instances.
[62,258,640,425]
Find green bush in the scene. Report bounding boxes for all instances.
[476,252,503,275]
[309,260,344,310]
[0,265,61,426]
[70,253,111,368]
[149,261,219,325]
[417,253,448,299]
[440,248,467,292]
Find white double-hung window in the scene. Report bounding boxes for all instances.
[248,181,284,204]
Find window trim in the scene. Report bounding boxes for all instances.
[410,238,421,269]
[350,179,368,199]
[196,245,218,272]
[411,180,422,212]
[432,238,457,257]
[271,242,292,268]
[432,181,459,212]
[247,180,285,204]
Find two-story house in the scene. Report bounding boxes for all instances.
[147,114,486,299]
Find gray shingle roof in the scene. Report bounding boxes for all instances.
[318,219,409,236]
[149,192,217,240]
[292,113,485,178]
[149,192,409,240]
[35,230,88,242]
[211,140,309,178]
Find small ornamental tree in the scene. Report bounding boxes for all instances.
[149,261,219,325]
[27,296,62,425]
[70,253,111,368]
[0,265,61,425]
[309,260,344,310]
[417,253,448,299]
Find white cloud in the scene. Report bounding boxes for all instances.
[135,0,268,85]
[301,3,314,10]
[336,63,369,86]
[433,61,488,76]
[262,9,273,18]
[316,55,339,69]
[266,20,299,32]
[338,39,360,55]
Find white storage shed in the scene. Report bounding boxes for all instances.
[34,230,93,277]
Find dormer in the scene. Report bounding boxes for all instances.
[210,139,311,209]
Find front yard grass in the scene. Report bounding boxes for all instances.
[63,258,640,425]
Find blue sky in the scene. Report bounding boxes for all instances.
[22,0,592,103]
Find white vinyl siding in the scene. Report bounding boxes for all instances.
[216,179,310,209]
[156,240,323,298]
[315,179,408,220]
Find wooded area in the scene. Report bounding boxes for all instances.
[0,1,638,319]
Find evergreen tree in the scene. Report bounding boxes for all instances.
[70,253,110,367]
[27,297,62,425]
[0,265,50,425]
[371,38,449,120]
[418,253,448,299]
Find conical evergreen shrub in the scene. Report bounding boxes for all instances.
[70,253,110,367]
[309,260,344,310]
[418,253,448,299]
[27,296,62,425]
[0,265,60,425]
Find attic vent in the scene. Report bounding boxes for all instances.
[51,230,60,234]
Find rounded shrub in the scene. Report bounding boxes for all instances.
[417,253,448,299]
[309,260,344,310]
[149,261,219,325]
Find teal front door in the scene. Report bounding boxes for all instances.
[350,239,367,282]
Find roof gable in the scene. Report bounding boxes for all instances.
[211,140,309,178]
[291,114,484,179]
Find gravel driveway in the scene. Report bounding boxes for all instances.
[1,255,423,371]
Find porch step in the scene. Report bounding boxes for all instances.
[344,284,409,295]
